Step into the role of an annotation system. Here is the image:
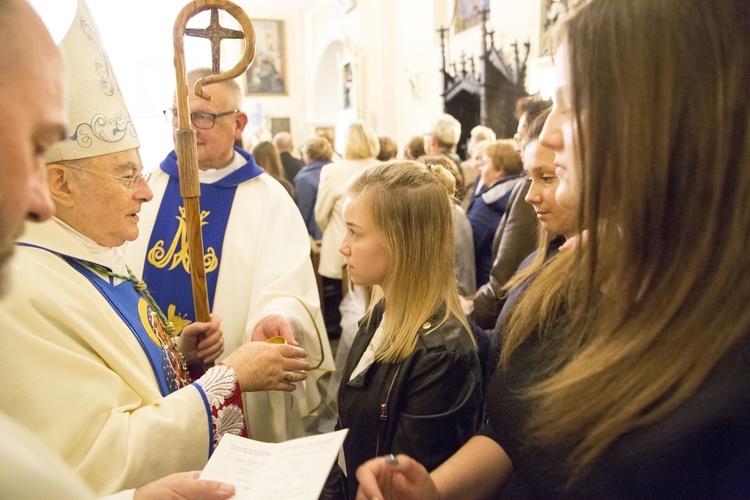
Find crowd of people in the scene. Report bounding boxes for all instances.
[1,0,748,498]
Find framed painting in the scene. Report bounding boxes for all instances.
[245,19,287,95]
[270,117,291,137]
[453,0,489,33]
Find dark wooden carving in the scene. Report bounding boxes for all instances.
[440,9,529,158]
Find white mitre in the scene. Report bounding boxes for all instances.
[40,0,139,162]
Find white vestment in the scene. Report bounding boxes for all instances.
[0,220,211,495]
[127,165,334,443]
[0,412,100,499]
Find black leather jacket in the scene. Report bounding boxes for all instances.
[333,301,482,498]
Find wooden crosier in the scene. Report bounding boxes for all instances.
[172,1,255,363]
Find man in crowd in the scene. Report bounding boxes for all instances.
[127,67,334,443]
[273,131,305,181]
[424,112,463,172]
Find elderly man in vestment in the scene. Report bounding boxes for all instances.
[0,0,310,495]
[127,68,334,443]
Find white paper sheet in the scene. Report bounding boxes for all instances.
[199,429,348,499]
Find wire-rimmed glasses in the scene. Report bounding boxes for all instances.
[57,163,150,191]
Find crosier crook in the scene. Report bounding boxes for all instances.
[172,0,256,368]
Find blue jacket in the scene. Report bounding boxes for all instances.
[467,174,525,288]
[293,159,331,239]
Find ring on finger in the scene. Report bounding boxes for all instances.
[283,371,293,383]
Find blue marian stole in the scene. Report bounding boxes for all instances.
[18,244,189,397]
[142,147,263,332]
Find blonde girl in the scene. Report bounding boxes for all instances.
[329,160,481,498]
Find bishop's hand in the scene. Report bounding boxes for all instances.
[222,341,310,392]
[177,313,224,365]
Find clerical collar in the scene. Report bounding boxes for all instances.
[198,151,245,184]
[52,217,126,280]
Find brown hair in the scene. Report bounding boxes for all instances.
[303,136,333,163]
[404,136,426,159]
[252,141,285,181]
[514,95,553,122]
[484,139,523,176]
[377,136,397,161]
[415,154,464,198]
[502,0,750,482]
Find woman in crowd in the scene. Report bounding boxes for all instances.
[377,136,398,161]
[460,126,496,207]
[467,139,525,289]
[403,135,425,160]
[329,161,481,498]
[252,140,295,200]
[416,154,476,297]
[315,120,381,339]
[294,136,334,240]
[356,0,750,497]
[485,108,576,375]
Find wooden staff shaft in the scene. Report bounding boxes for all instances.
[173,129,211,323]
[171,1,256,369]
[172,3,211,327]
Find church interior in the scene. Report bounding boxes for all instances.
[4,0,749,496]
[52,0,569,167]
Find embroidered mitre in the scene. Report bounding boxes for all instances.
[44,0,139,163]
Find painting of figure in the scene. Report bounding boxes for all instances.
[245,20,287,95]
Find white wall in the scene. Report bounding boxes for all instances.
[234,2,307,150]
[37,0,555,165]
[298,0,554,156]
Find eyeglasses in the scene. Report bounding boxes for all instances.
[59,163,150,191]
[163,108,239,130]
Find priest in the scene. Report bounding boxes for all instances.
[0,0,310,495]
[127,67,334,443]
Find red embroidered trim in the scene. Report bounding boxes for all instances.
[195,363,248,450]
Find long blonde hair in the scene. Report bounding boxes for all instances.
[502,0,750,481]
[347,160,471,363]
[343,120,380,160]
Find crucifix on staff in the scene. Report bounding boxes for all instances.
[171,0,255,339]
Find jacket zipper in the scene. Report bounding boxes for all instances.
[375,364,401,456]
